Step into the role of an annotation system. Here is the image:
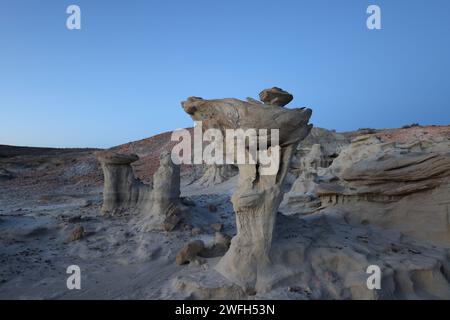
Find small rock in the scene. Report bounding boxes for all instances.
[210,223,223,232]
[70,226,85,241]
[259,87,293,107]
[191,228,202,236]
[176,240,205,265]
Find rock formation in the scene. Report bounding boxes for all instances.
[95,150,150,215]
[299,131,450,246]
[96,150,182,231]
[196,164,238,186]
[259,87,293,107]
[300,144,326,171]
[141,151,182,231]
[181,88,312,292]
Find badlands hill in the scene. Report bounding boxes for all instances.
[0,124,449,299]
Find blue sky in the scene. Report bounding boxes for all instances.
[0,0,449,148]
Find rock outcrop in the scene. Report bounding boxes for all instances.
[141,151,182,231]
[95,151,150,215]
[298,129,450,246]
[96,150,182,231]
[181,88,312,292]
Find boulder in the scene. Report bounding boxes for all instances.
[176,240,205,265]
[258,87,293,107]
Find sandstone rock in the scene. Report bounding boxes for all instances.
[181,88,312,292]
[259,87,293,107]
[95,150,150,215]
[313,132,450,245]
[300,144,326,171]
[141,151,181,231]
[176,240,205,265]
[97,149,182,231]
[70,226,85,241]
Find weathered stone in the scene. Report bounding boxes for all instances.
[70,226,85,241]
[314,133,450,245]
[97,149,182,231]
[141,151,181,231]
[259,87,293,107]
[181,88,312,292]
[176,240,205,265]
[95,150,149,215]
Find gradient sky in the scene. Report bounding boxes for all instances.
[1,0,449,148]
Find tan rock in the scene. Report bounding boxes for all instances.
[176,240,205,265]
[315,133,450,245]
[70,226,85,241]
[181,88,312,292]
[95,150,149,215]
[259,87,293,107]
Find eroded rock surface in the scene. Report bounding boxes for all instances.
[96,150,182,231]
[259,87,294,107]
[316,132,450,245]
[141,152,182,231]
[96,151,150,215]
[181,88,313,292]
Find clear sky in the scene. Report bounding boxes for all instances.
[1,0,449,148]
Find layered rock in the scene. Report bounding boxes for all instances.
[314,131,450,246]
[96,150,182,230]
[95,151,150,215]
[141,151,182,231]
[181,88,312,292]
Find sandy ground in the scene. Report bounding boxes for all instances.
[2,173,450,300]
